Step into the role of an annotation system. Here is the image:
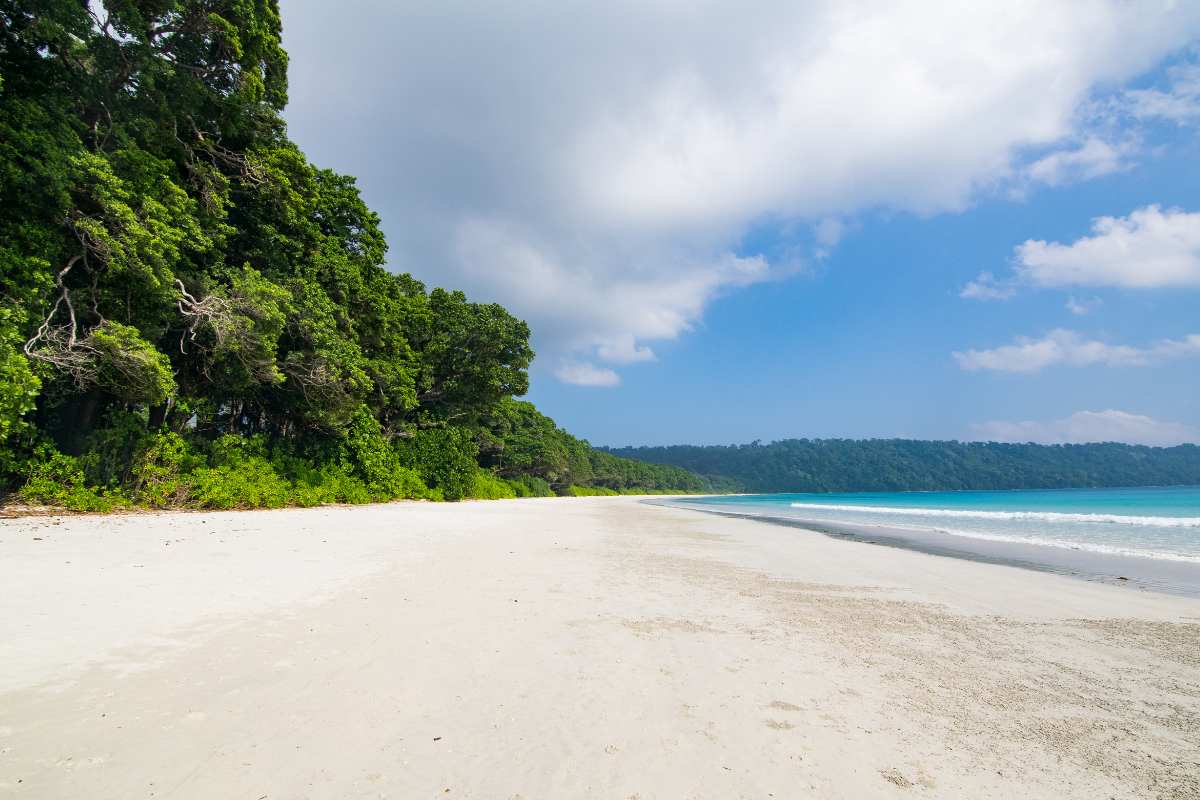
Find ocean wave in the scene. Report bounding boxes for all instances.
[913,526,1200,564]
[788,502,1200,528]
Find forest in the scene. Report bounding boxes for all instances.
[607,439,1200,494]
[0,1,709,510]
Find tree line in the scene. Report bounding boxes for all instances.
[0,1,709,510]
[606,439,1200,493]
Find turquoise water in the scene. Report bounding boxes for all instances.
[674,486,1200,564]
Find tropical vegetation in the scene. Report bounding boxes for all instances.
[607,439,1200,493]
[0,1,710,510]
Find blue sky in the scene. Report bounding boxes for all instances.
[281,2,1200,447]
[532,114,1200,445]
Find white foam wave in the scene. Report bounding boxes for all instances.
[788,502,1200,528]
[914,526,1200,564]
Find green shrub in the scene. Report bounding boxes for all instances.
[0,310,39,468]
[185,459,292,509]
[183,435,291,509]
[387,466,434,500]
[470,469,517,500]
[131,431,204,506]
[18,449,127,512]
[565,485,620,497]
[290,463,372,506]
[76,409,152,487]
[5,413,691,511]
[342,406,403,498]
[508,474,554,497]
[396,427,478,501]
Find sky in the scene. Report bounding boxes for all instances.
[279,0,1200,447]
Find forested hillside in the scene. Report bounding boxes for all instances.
[0,1,708,509]
[607,439,1200,493]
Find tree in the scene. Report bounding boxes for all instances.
[0,1,708,506]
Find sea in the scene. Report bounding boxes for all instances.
[664,486,1200,596]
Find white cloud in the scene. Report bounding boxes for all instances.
[450,219,770,377]
[1015,205,1200,289]
[960,271,1016,300]
[813,217,849,260]
[971,409,1198,446]
[596,336,657,365]
[1123,61,1200,124]
[554,361,621,387]
[953,329,1200,373]
[1065,296,1103,316]
[281,1,1200,384]
[1022,136,1136,188]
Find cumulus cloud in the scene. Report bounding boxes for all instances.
[450,218,771,368]
[953,329,1200,373]
[1015,205,1200,289]
[971,409,1198,446]
[280,1,1200,384]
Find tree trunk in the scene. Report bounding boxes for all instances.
[148,401,169,430]
[58,390,107,455]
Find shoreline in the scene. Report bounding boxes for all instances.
[653,500,1200,598]
[3,497,1198,798]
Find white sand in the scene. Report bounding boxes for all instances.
[1,497,1198,799]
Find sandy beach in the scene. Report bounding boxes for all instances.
[2,497,1198,799]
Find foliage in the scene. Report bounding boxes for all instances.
[186,457,293,509]
[470,470,518,500]
[341,405,419,499]
[479,399,715,494]
[0,1,710,511]
[18,449,127,512]
[396,427,479,501]
[607,439,1200,493]
[130,431,205,506]
[565,485,620,497]
[0,310,40,466]
[507,474,554,497]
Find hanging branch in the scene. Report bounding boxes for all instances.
[175,279,279,384]
[176,277,233,353]
[24,254,83,358]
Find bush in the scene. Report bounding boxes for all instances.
[565,485,620,497]
[508,474,554,497]
[4,411,691,511]
[396,427,479,501]
[342,406,423,499]
[18,449,127,512]
[76,409,153,487]
[183,434,291,509]
[388,466,435,500]
[0,311,39,469]
[470,469,517,499]
[131,431,204,506]
[289,463,372,506]
[186,459,292,509]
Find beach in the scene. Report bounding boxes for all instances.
[2,497,1198,799]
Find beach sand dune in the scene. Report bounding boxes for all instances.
[2,497,1198,799]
